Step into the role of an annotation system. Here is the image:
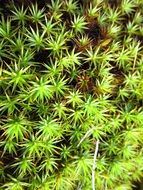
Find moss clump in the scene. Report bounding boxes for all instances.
[0,0,143,189]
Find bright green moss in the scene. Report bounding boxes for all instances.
[0,0,143,189]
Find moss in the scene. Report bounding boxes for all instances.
[0,0,143,189]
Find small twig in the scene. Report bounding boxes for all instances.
[92,140,100,190]
[77,182,83,190]
[132,51,137,72]
[77,128,94,147]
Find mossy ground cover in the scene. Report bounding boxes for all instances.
[0,0,143,189]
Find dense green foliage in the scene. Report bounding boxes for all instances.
[0,0,143,189]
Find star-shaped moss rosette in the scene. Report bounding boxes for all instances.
[0,0,143,189]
